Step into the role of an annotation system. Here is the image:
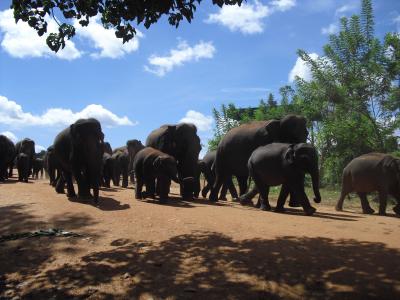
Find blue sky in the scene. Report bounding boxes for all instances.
[0,0,399,156]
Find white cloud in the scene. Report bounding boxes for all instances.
[144,40,215,77]
[205,1,271,34]
[270,0,296,12]
[0,95,136,128]
[288,53,318,82]
[0,9,81,60]
[74,16,143,59]
[321,23,339,35]
[35,145,46,153]
[1,131,17,143]
[179,110,213,132]
[335,4,357,16]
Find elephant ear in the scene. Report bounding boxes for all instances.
[264,120,281,142]
[284,144,296,165]
[382,155,398,173]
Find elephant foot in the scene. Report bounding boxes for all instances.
[201,190,208,199]
[274,206,286,213]
[209,192,218,202]
[239,196,252,206]
[289,199,301,208]
[218,197,227,201]
[304,206,316,216]
[362,207,375,215]
[159,197,168,204]
[378,210,386,216]
[335,205,343,211]
[260,204,271,211]
[67,192,76,198]
[393,206,400,216]
[78,193,93,200]
[135,193,143,200]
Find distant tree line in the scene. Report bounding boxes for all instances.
[209,0,400,186]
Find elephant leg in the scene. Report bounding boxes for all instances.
[259,185,271,211]
[201,183,211,198]
[292,183,315,215]
[135,177,143,199]
[145,178,156,199]
[209,174,226,202]
[227,177,238,199]
[237,175,249,196]
[239,186,258,206]
[275,184,290,212]
[378,190,388,216]
[335,189,349,211]
[358,192,374,214]
[393,202,400,215]
[288,183,302,207]
[64,172,76,198]
[219,183,228,200]
[122,171,128,188]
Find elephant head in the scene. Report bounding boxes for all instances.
[285,143,321,203]
[382,155,400,188]
[103,142,113,155]
[256,120,281,147]
[153,155,180,183]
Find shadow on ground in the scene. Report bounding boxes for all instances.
[4,230,399,299]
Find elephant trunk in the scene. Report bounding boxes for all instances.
[311,166,321,203]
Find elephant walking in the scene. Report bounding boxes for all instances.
[44,145,61,186]
[209,115,309,202]
[54,118,104,204]
[0,135,15,181]
[335,153,400,216]
[32,158,44,179]
[13,138,35,180]
[146,123,201,200]
[133,147,180,202]
[239,143,321,215]
[199,150,238,200]
[111,147,129,188]
[17,153,30,182]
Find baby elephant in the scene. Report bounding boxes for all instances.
[239,143,321,215]
[336,153,400,216]
[17,153,30,182]
[134,147,180,202]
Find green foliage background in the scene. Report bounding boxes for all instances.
[208,0,400,186]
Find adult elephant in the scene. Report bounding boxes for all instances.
[0,135,15,181]
[54,118,104,203]
[102,152,113,188]
[146,123,201,200]
[103,142,112,155]
[335,153,400,216]
[200,150,238,200]
[32,158,44,179]
[209,115,308,202]
[111,147,129,188]
[14,138,35,179]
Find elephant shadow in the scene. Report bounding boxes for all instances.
[138,196,195,208]
[68,196,130,211]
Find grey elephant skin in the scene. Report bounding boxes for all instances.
[199,150,238,200]
[17,153,30,182]
[13,138,35,179]
[0,135,15,181]
[111,147,130,188]
[146,123,201,200]
[239,143,321,216]
[209,114,308,202]
[126,139,145,183]
[53,118,104,203]
[102,152,114,188]
[133,147,180,202]
[335,153,400,216]
[44,145,61,186]
[32,158,44,179]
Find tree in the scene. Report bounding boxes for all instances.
[11,0,243,53]
[294,0,400,184]
[267,93,277,108]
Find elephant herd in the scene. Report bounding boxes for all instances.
[0,114,399,216]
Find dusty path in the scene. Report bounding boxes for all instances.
[1,178,399,299]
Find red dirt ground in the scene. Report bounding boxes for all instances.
[1,177,399,299]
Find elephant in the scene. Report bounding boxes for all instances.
[209,114,308,202]
[0,135,15,181]
[146,123,201,200]
[238,143,321,215]
[32,158,44,179]
[199,150,238,200]
[111,147,129,187]
[53,118,104,203]
[102,152,114,188]
[13,138,35,178]
[126,139,145,183]
[335,153,400,216]
[133,147,180,202]
[17,153,30,182]
[44,145,61,186]
[103,142,112,155]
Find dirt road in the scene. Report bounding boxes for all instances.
[1,178,399,299]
